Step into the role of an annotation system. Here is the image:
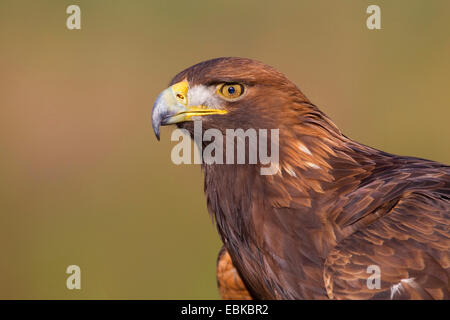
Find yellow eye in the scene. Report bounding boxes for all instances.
[218,83,245,100]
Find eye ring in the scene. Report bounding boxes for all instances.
[217,83,245,101]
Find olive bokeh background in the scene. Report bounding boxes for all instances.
[0,1,449,299]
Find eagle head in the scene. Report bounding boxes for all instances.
[151,57,311,140]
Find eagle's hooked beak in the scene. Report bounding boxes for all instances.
[152,80,227,140]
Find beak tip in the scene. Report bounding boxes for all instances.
[152,119,161,141]
[152,95,163,141]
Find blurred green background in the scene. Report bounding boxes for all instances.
[0,0,449,299]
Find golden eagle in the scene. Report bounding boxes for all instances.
[152,57,450,300]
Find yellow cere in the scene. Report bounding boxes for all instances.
[168,80,227,120]
[171,80,189,105]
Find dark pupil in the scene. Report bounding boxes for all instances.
[227,86,236,94]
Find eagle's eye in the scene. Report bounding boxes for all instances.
[217,83,245,101]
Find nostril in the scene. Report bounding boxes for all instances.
[176,93,184,100]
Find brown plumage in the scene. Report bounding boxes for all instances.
[152,57,450,299]
[217,246,252,300]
